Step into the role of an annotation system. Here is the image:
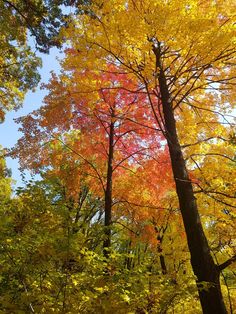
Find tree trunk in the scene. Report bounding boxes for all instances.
[103,108,115,258]
[153,46,227,314]
[155,227,167,274]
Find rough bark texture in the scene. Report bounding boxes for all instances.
[103,109,115,258]
[153,46,227,314]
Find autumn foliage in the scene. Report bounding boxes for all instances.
[0,0,236,313]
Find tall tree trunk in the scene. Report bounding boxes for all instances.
[103,108,115,258]
[153,46,227,314]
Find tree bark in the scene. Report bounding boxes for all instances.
[153,46,227,314]
[103,108,115,258]
[155,227,167,274]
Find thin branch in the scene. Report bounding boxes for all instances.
[181,136,227,148]
[112,147,148,171]
[113,199,172,211]
[113,220,139,235]
[186,153,236,164]
[51,135,106,193]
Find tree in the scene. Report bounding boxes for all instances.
[14,61,170,258]
[0,147,12,201]
[0,177,103,313]
[0,1,41,120]
[0,0,91,120]
[0,173,192,313]
[58,1,236,312]
[2,0,92,53]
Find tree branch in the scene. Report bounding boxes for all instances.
[218,255,236,272]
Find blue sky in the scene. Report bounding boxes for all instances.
[0,47,63,187]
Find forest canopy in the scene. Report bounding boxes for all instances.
[0,1,235,313]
